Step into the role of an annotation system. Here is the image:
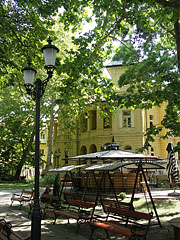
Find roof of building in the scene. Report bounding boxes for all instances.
[104,60,123,68]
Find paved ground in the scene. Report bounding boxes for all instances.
[0,189,177,239]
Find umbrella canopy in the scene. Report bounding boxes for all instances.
[69,149,162,161]
[166,142,179,184]
[48,164,86,173]
[85,161,165,172]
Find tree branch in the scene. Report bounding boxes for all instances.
[174,19,180,74]
[85,0,127,66]
[153,0,180,11]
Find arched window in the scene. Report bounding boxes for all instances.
[80,146,87,155]
[89,144,97,153]
[124,145,132,151]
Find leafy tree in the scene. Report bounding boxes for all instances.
[54,0,180,151]
[0,86,36,179]
[114,2,180,150]
[1,0,180,177]
[0,0,81,177]
[0,1,65,178]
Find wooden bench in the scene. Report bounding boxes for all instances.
[89,206,152,240]
[54,199,96,231]
[102,198,134,210]
[0,219,30,240]
[10,190,34,209]
[29,194,60,218]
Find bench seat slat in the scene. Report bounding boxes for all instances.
[90,221,144,237]
[54,210,90,220]
[67,199,95,208]
[105,206,151,220]
[90,206,152,240]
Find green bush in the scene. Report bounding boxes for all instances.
[119,192,126,200]
[53,173,61,197]
[40,174,56,187]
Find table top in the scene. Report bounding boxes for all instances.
[169,217,180,228]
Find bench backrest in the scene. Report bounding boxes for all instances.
[41,194,59,201]
[102,199,132,209]
[22,190,34,198]
[105,206,152,221]
[67,199,95,208]
[64,193,82,202]
[64,192,97,203]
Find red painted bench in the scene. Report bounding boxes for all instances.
[54,199,96,231]
[89,206,152,240]
[29,194,60,218]
[102,198,134,210]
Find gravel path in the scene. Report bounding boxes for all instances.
[0,189,176,239]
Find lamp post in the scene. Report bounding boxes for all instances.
[22,37,59,240]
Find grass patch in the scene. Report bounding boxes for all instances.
[0,181,32,190]
[123,198,180,221]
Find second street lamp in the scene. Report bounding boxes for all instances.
[22,37,59,240]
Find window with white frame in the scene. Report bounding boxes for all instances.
[40,132,46,140]
[120,109,134,128]
[150,147,154,156]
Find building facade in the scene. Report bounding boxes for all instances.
[52,61,180,168]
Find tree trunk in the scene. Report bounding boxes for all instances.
[43,102,54,175]
[174,19,180,74]
[14,126,35,179]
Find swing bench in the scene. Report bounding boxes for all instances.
[85,160,164,239]
[89,206,153,240]
[50,165,98,231]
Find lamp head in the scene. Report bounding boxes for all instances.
[21,62,37,86]
[41,37,59,72]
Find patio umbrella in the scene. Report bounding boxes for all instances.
[48,164,86,173]
[69,149,162,162]
[166,142,179,186]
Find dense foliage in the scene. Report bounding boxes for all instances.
[0,0,180,178]
[0,0,61,179]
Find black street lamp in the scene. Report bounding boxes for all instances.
[22,37,59,240]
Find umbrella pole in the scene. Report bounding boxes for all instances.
[129,163,140,209]
[107,171,118,202]
[141,165,162,228]
[82,171,89,201]
[92,171,104,214]
[59,171,68,201]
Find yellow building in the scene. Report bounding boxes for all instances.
[40,128,49,167]
[52,61,180,168]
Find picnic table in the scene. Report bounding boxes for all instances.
[169,217,180,240]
